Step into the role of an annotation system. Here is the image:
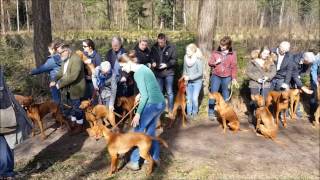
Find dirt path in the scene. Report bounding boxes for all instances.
[14,115,320,179]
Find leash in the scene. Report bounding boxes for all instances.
[112,103,139,130]
[226,81,240,101]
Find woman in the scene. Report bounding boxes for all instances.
[118,53,165,171]
[31,42,63,104]
[183,43,203,119]
[82,39,102,100]
[208,36,238,120]
[92,61,117,111]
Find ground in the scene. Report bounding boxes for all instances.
[14,110,320,180]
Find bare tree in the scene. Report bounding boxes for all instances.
[183,0,186,30]
[172,0,175,31]
[16,0,19,32]
[1,0,5,34]
[279,0,285,28]
[7,10,11,31]
[25,0,30,31]
[197,0,216,94]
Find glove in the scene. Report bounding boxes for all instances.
[159,63,167,69]
[258,78,264,83]
[281,83,289,90]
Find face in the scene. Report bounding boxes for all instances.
[60,50,70,61]
[112,42,121,52]
[186,48,194,57]
[139,41,148,51]
[220,45,228,52]
[157,38,166,48]
[82,42,91,53]
[260,49,270,60]
[119,61,132,73]
[279,46,287,55]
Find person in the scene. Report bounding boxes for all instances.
[134,36,152,67]
[151,33,177,115]
[118,53,165,171]
[52,45,86,134]
[92,61,117,111]
[270,41,294,91]
[208,36,238,120]
[82,39,102,100]
[182,43,204,119]
[30,42,64,104]
[310,52,320,115]
[246,47,276,123]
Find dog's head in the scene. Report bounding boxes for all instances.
[87,123,110,141]
[280,91,290,103]
[250,49,260,59]
[178,77,187,92]
[251,94,265,107]
[208,92,224,105]
[75,50,88,63]
[116,96,127,107]
[26,104,40,119]
[79,100,91,109]
[289,89,300,97]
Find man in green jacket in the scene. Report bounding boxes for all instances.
[52,45,86,134]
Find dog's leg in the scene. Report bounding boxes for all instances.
[109,153,118,175]
[108,112,116,127]
[35,118,47,140]
[290,99,296,120]
[181,103,187,127]
[222,117,227,133]
[256,116,262,131]
[168,104,178,128]
[283,110,287,128]
[275,106,280,126]
[140,149,154,175]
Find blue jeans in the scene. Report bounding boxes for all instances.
[0,136,14,178]
[50,86,61,104]
[60,99,84,124]
[208,75,231,115]
[157,76,174,112]
[271,78,285,91]
[186,80,202,116]
[130,102,165,164]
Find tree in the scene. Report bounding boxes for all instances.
[155,0,173,29]
[16,0,19,32]
[1,0,5,34]
[127,0,147,30]
[197,0,216,94]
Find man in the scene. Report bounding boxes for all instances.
[151,33,177,114]
[271,41,294,91]
[52,45,86,134]
[134,36,152,67]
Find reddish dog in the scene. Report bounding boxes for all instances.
[14,94,33,109]
[266,90,290,128]
[76,50,95,76]
[87,123,168,175]
[288,89,301,120]
[208,92,241,133]
[116,95,136,123]
[169,77,187,128]
[26,101,69,140]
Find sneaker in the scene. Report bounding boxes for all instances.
[126,161,140,171]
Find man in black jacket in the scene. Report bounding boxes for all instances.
[151,33,177,114]
[271,41,294,91]
[134,37,152,67]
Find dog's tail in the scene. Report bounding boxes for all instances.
[152,137,169,148]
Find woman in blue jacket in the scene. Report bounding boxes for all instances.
[31,42,63,104]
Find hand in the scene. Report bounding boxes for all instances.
[56,83,60,90]
[131,114,140,127]
[183,75,189,81]
[147,63,151,68]
[135,93,141,104]
[215,58,222,65]
[159,63,167,69]
[152,62,157,68]
[257,78,264,83]
[49,82,56,87]
[120,77,127,82]
[109,106,114,111]
[280,83,289,90]
[84,59,92,64]
[263,76,268,81]
[301,86,313,95]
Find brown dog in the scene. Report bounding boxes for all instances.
[26,101,69,140]
[251,94,278,140]
[75,50,95,76]
[87,123,168,175]
[14,94,33,109]
[169,77,187,128]
[208,92,240,133]
[266,90,290,127]
[116,95,136,123]
[79,100,116,128]
[288,89,301,120]
[314,85,320,126]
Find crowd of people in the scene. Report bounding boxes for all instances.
[1,32,319,178]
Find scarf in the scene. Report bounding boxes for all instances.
[185,55,198,67]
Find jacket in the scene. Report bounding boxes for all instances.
[246,60,276,88]
[271,48,294,85]
[183,56,203,82]
[31,54,61,81]
[150,42,177,77]
[310,54,320,86]
[134,44,152,66]
[208,49,237,79]
[55,53,86,100]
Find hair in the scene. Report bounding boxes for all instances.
[250,47,274,72]
[111,36,122,45]
[119,51,137,63]
[83,39,95,50]
[279,41,290,52]
[139,36,148,43]
[186,43,203,59]
[157,33,166,40]
[258,46,270,59]
[219,36,232,50]
[60,44,71,53]
[48,41,64,51]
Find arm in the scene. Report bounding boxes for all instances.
[310,61,319,86]
[182,57,187,76]
[231,52,238,80]
[135,74,149,115]
[109,72,118,107]
[208,52,217,67]
[55,65,63,81]
[93,53,102,67]
[165,46,177,69]
[58,57,83,89]
[188,59,204,81]
[31,58,54,75]
[92,67,100,90]
[265,64,277,81]
[246,63,261,82]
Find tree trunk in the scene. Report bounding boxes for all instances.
[197,0,216,95]
[151,0,154,29]
[0,0,5,34]
[160,17,164,29]
[7,10,11,31]
[25,0,30,31]
[138,17,140,31]
[183,0,186,30]
[259,7,265,29]
[16,0,19,32]
[279,0,285,28]
[172,0,175,31]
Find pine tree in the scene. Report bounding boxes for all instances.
[127,0,147,30]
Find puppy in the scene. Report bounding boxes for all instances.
[169,77,187,128]
[87,123,168,175]
[288,89,300,120]
[26,101,69,140]
[14,94,33,109]
[116,95,136,123]
[79,100,116,128]
[208,92,240,133]
[75,50,95,76]
[251,94,278,140]
[266,90,290,127]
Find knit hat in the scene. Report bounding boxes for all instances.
[100,61,111,72]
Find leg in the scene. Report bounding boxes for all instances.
[192,81,202,116]
[50,86,61,104]
[221,76,232,101]
[0,136,15,178]
[165,75,174,112]
[186,82,194,116]
[208,75,221,116]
